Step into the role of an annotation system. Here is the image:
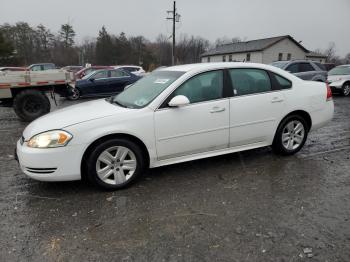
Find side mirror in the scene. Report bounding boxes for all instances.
[168,95,190,107]
[89,78,95,82]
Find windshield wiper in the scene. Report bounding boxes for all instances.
[112,100,127,108]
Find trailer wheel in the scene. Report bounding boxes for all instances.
[13,90,50,122]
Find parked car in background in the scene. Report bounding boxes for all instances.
[323,63,336,71]
[16,62,334,190]
[271,60,327,82]
[327,65,350,96]
[75,66,112,79]
[28,63,56,71]
[68,68,140,100]
[113,65,146,76]
[61,66,83,73]
[0,67,26,72]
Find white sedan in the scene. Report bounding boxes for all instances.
[16,63,334,189]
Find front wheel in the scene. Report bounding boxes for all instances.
[67,88,80,100]
[86,138,146,190]
[341,83,350,96]
[272,115,308,155]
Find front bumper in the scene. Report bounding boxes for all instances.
[16,140,84,182]
[328,81,343,92]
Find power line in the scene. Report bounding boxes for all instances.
[166,1,181,65]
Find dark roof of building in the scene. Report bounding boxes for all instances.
[306,51,327,58]
[201,35,309,57]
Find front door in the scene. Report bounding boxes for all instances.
[154,70,230,160]
[85,70,110,96]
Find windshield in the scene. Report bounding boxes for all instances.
[111,70,185,109]
[271,61,289,69]
[328,66,350,75]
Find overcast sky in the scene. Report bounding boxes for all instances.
[1,0,349,56]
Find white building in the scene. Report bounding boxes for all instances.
[201,35,326,64]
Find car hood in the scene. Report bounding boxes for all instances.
[23,99,128,140]
[328,75,350,81]
[75,79,88,86]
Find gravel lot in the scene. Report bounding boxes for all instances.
[0,96,349,262]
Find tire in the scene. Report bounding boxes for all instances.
[272,115,309,155]
[86,138,146,190]
[67,88,80,100]
[13,89,50,122]
[341,82,350,96]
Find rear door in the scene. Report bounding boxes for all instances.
[228,68,288,147]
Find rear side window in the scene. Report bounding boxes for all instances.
[273,74,292,89]
[228,68,271,96]
[111,70,128,77]
[93,71,108,79]
[314,62,326,71]
[299,63,314,72]
[286,63,299,73]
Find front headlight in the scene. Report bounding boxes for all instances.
[27,130,73,148]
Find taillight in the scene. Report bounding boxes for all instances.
[326,82,332,101]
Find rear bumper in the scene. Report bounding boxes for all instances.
[310,100,334,131]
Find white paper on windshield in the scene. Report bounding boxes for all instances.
[154,79,169,84]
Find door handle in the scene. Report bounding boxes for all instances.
[271,97,284,103]
[210,107,225,113]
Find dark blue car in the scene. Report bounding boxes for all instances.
[68,69,140,100]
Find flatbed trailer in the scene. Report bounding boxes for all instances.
[0,69,75,121]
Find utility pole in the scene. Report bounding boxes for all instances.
[167,1,180,65]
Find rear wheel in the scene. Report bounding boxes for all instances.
[13,89,50,122]
[86,138,146,190]
[341,82,350,96]
[272,115,308,155]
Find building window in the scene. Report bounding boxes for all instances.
[229,55,232,62]
[207,57,210,62]
[246,53,251,62]
[278,53,283,61]
[287,53,291,60]
[222,55,226,62]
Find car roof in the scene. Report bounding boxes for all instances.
[158,62,281,73]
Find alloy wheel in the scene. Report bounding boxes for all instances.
[282,120,305,150]
[96,146,137,185]
[343,84,350,96]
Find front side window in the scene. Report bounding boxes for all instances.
[229,68,271,96]
[92,70,108,79]
[31,65,41,71]
[112,70,184,109]
[170,70,224,104]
